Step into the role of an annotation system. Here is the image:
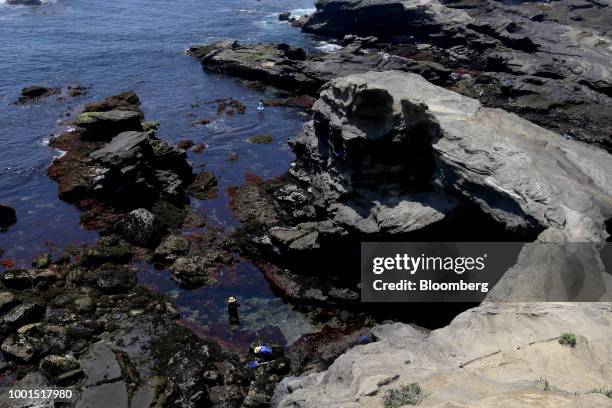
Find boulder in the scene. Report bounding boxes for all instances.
[75,110,143,141]
[0,291,18,314]
[0,302,45,334]
[79,243,132,267]
[1,269,33,289]
[118,208,166,248]
[0,204,17,231]
[82,90,141,113]
[170,252,232,288]
[39,354,81,382]
[94,265,137,294]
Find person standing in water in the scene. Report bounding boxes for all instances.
[257,100,265,112]
[228,296,240,330]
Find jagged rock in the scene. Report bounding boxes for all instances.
[300,71,612,240]
[188,40,411,96]
[89,131,150,166]
[119,208,166,248]
[75,110,143,141]
[1,324,68,363]
[300,0,612,150]
[0,302,44,334]
[0,204,17,231]
[277,303,612,407]
[154,234,190,262]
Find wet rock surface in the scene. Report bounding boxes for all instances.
[47,91,198,247]
[310,0,612,150]
[16,85,59,103]
[0,205,17,232]
[0,250,275,408]
[191,0,612,151]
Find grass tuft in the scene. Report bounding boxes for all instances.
[383,383,428,407]
[559,332,577,347]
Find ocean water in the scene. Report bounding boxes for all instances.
[0,0,319,348]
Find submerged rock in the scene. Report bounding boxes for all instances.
[187,171,218,200]
[247,134,273,145]
[16,85,59,103]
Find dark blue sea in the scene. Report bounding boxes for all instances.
[0,0,322,348]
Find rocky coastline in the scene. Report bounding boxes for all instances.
[1,0,611,407]
[187,1,612,406]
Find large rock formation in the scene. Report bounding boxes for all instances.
[191,0,612,151]
[293,70,612,239]
[236,70,612,303]
[276,302,612,407]
[301,0,612,150]
[47,92,198,247]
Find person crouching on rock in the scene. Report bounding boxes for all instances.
[228,296,240,329]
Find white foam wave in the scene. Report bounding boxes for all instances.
[315,42,343,53]
[291,8,315,17]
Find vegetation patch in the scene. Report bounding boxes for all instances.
[247,134,273,144]
[559,332,577,347]
[383,383,428,407]
[587,388,612,399]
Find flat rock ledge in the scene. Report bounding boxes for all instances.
[276,302,612,407]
